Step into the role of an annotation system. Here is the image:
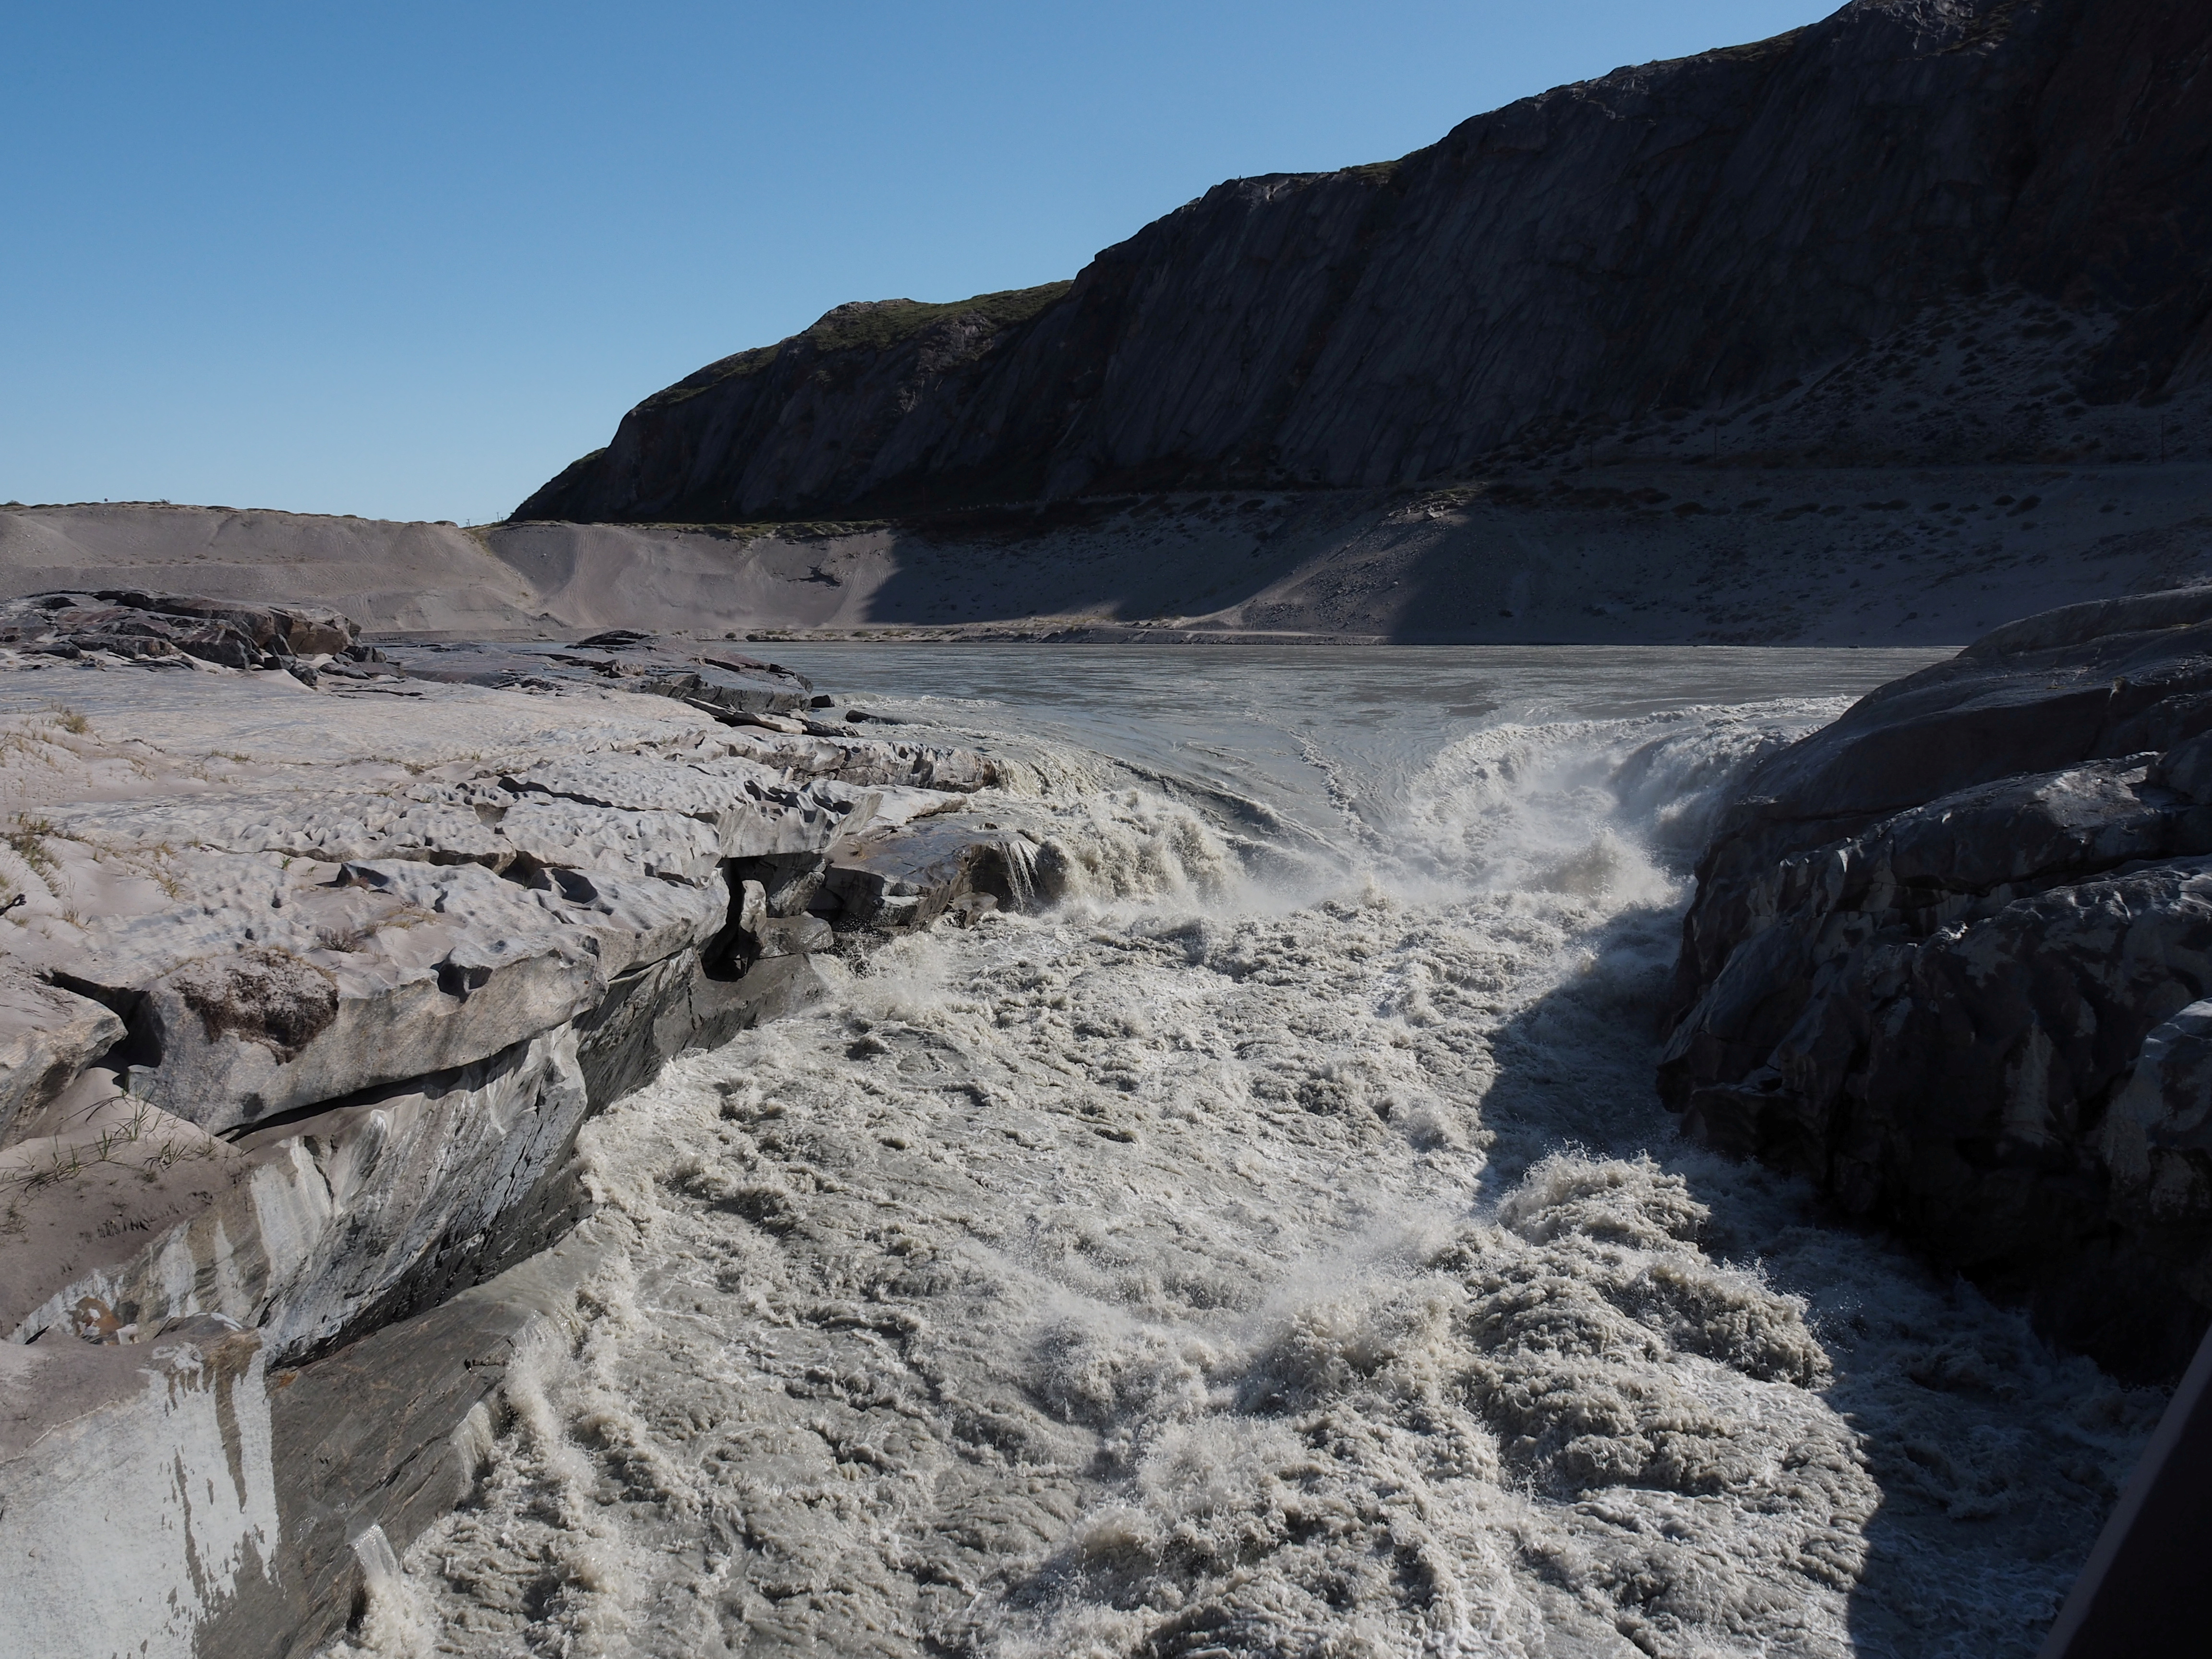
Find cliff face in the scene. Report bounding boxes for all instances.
[519,0,2212,524]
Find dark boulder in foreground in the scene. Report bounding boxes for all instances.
[520,0,2212,523]
[1665,586,2212,1379]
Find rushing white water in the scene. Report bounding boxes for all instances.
[348,648,2162,1659]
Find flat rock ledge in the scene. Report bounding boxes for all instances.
[1666,584,2212,1382]
[0,598,1020,1658]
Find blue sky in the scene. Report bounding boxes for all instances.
[2,1,1835,524]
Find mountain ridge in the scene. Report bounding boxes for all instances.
[517,0,2212,525]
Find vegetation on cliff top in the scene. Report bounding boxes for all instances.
[802,280,1074,355]
[638,280,1075,421]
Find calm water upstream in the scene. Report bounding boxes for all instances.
[353,648,2160,1659]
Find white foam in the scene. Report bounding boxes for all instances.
[350,672,2156,1659]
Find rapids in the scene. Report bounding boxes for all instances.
[343,647,2162,1659]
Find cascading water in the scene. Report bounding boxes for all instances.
[341,648,2162,1659]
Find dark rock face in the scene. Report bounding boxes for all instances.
[520,0,2212,524]
[1664,585,2212,1379]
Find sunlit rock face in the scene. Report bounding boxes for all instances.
[0,603,1013,1657]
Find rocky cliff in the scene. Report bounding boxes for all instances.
[518,0,2212,525]
[1665,585,2212,1382]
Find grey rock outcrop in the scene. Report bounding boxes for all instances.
[0,596,1022,1657]
[1664,584,2212,1378]
[0,1231,617,1659]
[519,0,2212,524]
[0,969,124,1145]
[0,1315,277,1658]
[378,633,813,716]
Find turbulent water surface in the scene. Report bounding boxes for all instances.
[352,647,2162,1659]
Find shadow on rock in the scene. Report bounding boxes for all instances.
[1467,890,2157,1659]
[1661,585,2212,1385]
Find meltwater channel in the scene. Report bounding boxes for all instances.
[344,647,2164,1659]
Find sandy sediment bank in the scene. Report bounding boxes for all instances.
[8,456,2211,648]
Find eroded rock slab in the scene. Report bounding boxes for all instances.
[0,601,1012,1657]
[378,633,811,717]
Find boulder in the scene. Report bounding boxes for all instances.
[814,814,1043,929]
[0,967,124,1146]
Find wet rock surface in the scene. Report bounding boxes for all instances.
[0,598,1012,1657]
[1666,584,2212,1378]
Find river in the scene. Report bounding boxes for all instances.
[352,647,2160,1659]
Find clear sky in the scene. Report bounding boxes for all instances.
[2,1,1836,524]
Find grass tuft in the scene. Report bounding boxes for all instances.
[5,815,57,875]
[643,281,1076,413]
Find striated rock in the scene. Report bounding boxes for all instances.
[814,814,1042,930]
[498,749,872,855]
[519,0,2212,523]
[379,633,812,716]
[0,1317,277,1659]
[0,641,979,1352]
[131,866,608,1135]
[0,1228,618,1659]
[0,1031,592,1363]
[717,723,1001,792]
[1665,584,2212,1376]
[224,1228,619,1658]
[0,589,361,673]
[0,597,1018,1655]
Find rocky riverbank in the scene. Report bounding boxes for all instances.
[1665,584,2212,1382]
[8,579,2208,1655]
[0,594,1022,1658]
